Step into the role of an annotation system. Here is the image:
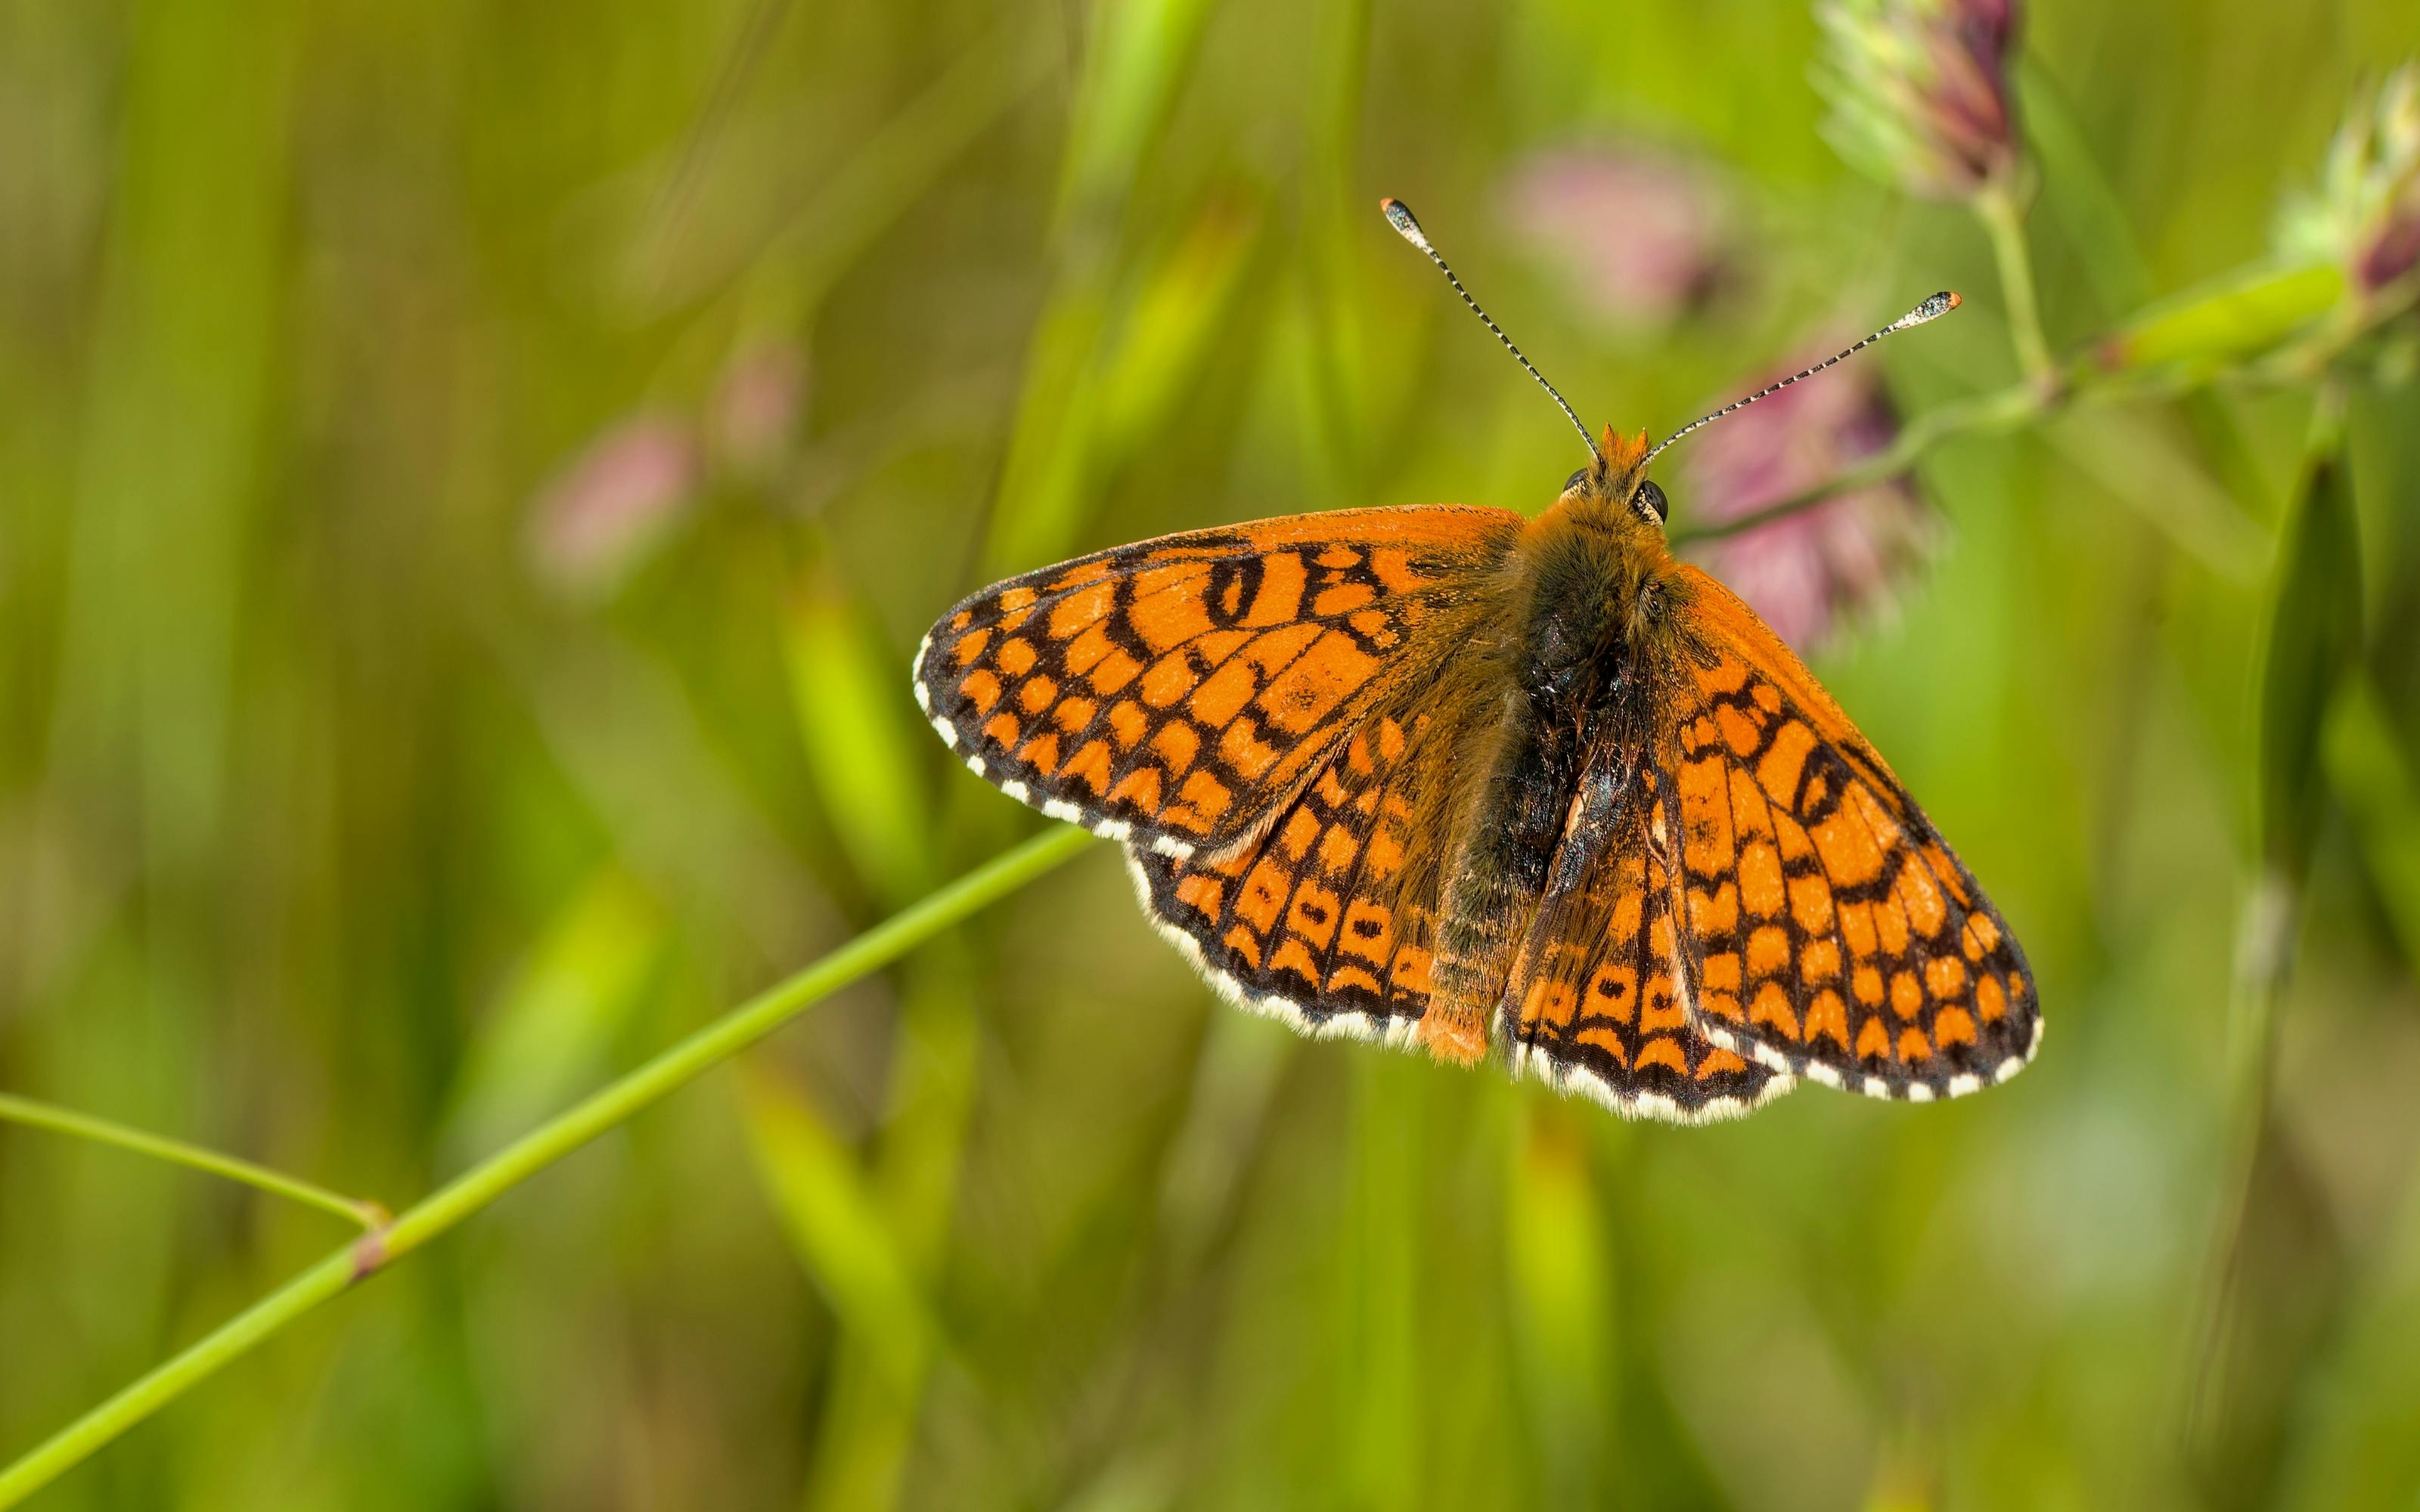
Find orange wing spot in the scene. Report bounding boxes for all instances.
[1925,956,1968,999]
[1366,547,1423,593]
[1128,569,1216,651]
[1236,857,1291,932]
[997,586,1038,612]
[1875,896,1912,956]
[1806,989,1851,1049]
[1190,659,1258,728]
[1888,970,1922,1021]
[1789,872,1835,934]
[950,609,973,631]
[1749,981,1800,1039]
[1934,1005,1978,1046]
[1172,768,1233,827]
[1800,937,1841,983]
[1314,546,1361,569]
[1728,765,1777,841]
[1174,872,1224,918]
[1221,925,1264,968]
[983,711,1021,749]
[1152,721,1199,775]
[1635,1036,1689,1076]
[1339,901,1392,961]
[1975,973,2007,1022]
[1839,900,1878,959]
[1016,733,1061,776]
[1287,882,1342,947]
[1276,807,1320,861]
[1751,680,1782,714]
[1376,716,1407,762]
[1702,950,1741,994]
[996,638,1037,676]
[1812,809,1882,886]
[2008,971,2028,999]
[1329,965,1383,996]
[1697,1045,1752,1079]
[960,669,1004,714]
[1697,652,1749,696]
[1524,978,1577,1027]
[1044,560,1114,590]
[1389,942,1434,996]
[1108,767,1163,814]
[1925,844,1973,906]
[1053,696,1097,731]
[1715,702,1763,758]
[1060,738,1113,795]
[1312,581,1375,617]
[1640,969,1686,1033]
[1257,633,1377,736]
[1895,858,1947,938]
[1317,823,1361,875]
[1855,1015,1893,1062]
[1019,674,1059,714]
[1575,1025,1633,1066]
[1690,881,1740,939]
[1348,609,1397,645]
[1268,936,1321,988]
[1364,823,1406,881]
[1746,924,1790,978]
[1852,965,1885,1007]
[1965,912,2001,955]
[1609,883,1646,945]
[1757,720,1816,807]
[1738,843,1786,919]
[1106,699,1149,747]
[951,627,992,665]
[1897,1027,1933,1063]
[1240,553,1306,627]
[1701,990,1744,1024]
[1218,717,1280,782]
[1047,581,1114,639]
[1086,645,1143,696]
[1649,912,1678,966]
[1589,965,1639,1023]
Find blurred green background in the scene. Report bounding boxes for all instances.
[4,0,2419,1507]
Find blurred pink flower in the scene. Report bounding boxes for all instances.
[1499,147,1732,330]
[526,414,701,597]
[1680,339,1935,653]
[1818,0,2023,201]
[709,344,808,476]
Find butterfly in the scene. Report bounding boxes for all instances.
[912,201,2039,1124]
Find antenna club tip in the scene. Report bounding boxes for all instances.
[1943,290,1962,310]
[1379,197,1430,250]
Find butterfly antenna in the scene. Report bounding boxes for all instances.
[1642,292,1962,466]
[1381,197,1602,468]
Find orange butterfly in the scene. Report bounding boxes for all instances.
[914,200,2038,1123]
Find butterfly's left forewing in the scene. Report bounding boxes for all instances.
[1663,566,2042,1101]
[916,507,1522,859]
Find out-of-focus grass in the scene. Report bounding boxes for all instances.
[3,1,2419,1509]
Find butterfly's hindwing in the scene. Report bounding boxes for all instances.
[1503,752,1794,1124]
[916,507,1522,859]
[1125,707,1445,1046]
[1667,567,2042,1101]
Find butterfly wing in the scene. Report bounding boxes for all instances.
[1665,566,2042,1100]
[1125,705,1448,1045]
[1500,745,1793,1123]
[916,507,1522,858]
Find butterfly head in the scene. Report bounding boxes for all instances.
[1560,425,1669,529]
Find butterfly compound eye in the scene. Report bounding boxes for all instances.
[1634,480,1669,522]
[1563,467,1590,494]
